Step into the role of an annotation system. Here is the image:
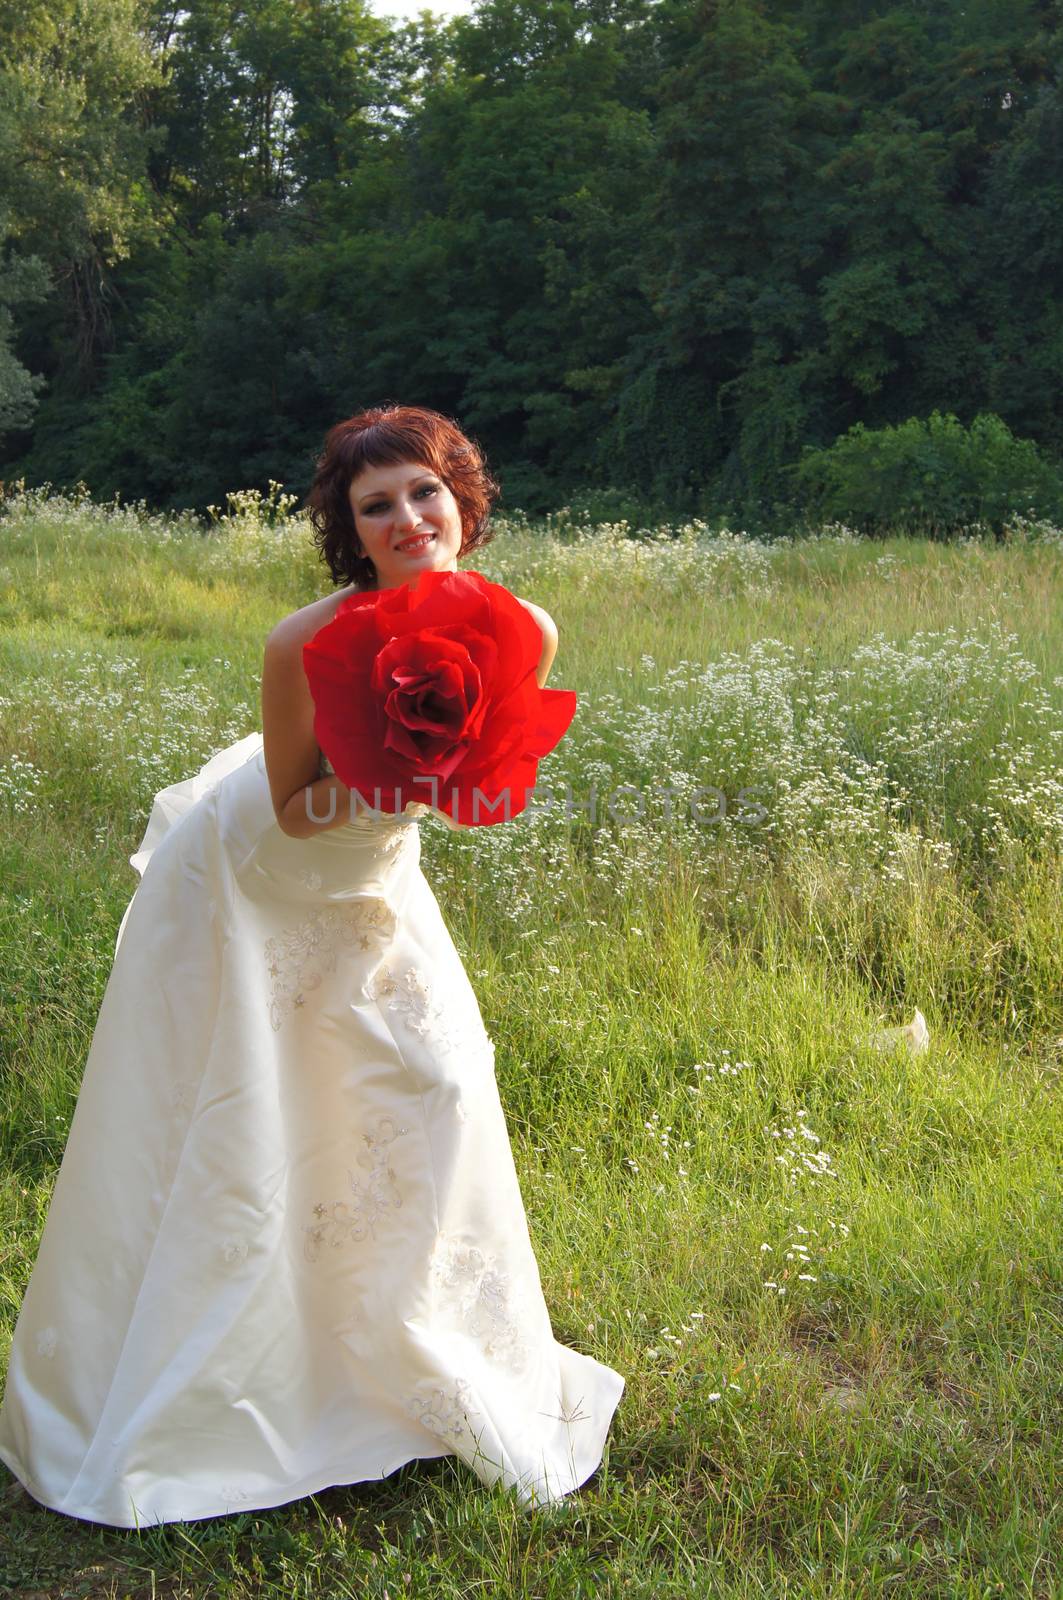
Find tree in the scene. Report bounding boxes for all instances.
[0,0,161,380]
[141,0,433,225]
[611,0,841,517]
[0,237,48,442]
[977,81,1063,454]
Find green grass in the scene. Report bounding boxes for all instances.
[0,488,1060,1597]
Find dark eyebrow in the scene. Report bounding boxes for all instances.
[356,473,437,508]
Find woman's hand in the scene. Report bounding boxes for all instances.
[280,772,361,838]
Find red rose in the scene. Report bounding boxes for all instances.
[302,569,576,826]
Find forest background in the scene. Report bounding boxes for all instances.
[1,0,1063,534]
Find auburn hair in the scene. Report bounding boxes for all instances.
[304,404,501,590]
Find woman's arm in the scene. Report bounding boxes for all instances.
[516,598,559,687]
[261,617,357,838]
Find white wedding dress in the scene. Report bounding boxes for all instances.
[0,733,624,1527]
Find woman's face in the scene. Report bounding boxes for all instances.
[347,459,465,590]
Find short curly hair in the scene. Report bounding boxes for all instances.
[304,403,501,590]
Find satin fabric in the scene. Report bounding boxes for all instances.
[0,733,624,1527]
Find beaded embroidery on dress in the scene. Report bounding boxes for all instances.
[0,733,624,1527]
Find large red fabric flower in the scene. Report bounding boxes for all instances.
[302,569,576,827]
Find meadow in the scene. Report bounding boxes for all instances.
[0,484,1060,1598]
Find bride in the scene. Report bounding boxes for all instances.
[0,403,625,1528]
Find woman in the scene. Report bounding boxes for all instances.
[0,404,625,1527]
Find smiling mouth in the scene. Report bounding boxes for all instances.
[396,532,436,552]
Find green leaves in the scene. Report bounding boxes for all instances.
[0,0,160,264]
[2,0,1063,533]
[793,410,1063,537]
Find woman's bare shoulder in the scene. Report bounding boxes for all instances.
[515,595,558,635]
[266,585,359,650]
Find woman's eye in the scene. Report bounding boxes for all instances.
[364,485,438,515]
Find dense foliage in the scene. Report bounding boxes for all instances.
[794,410,1063,536]
[1,0,1061,530]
